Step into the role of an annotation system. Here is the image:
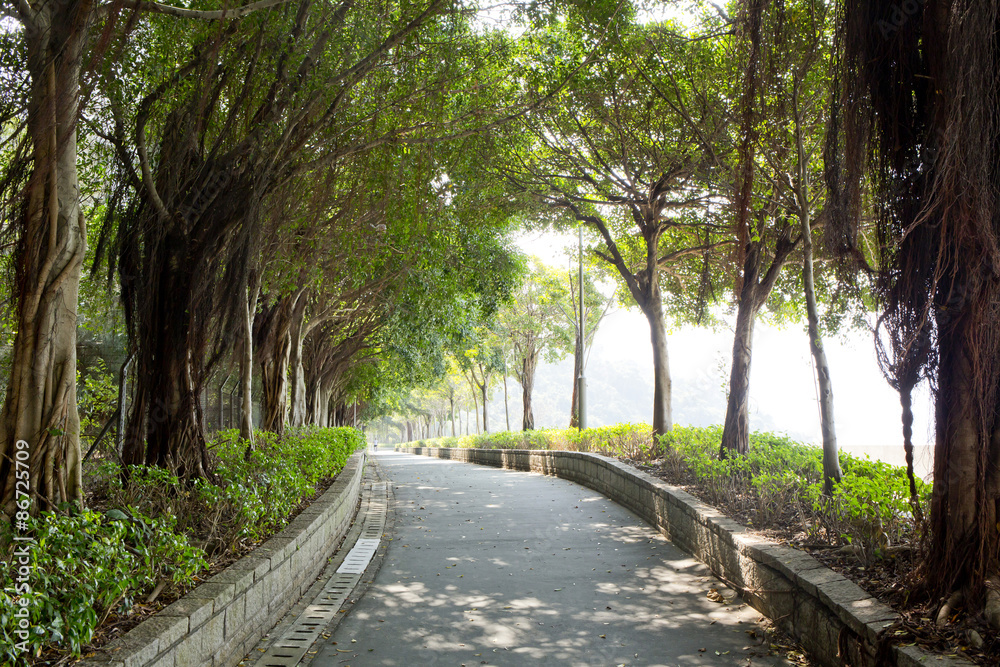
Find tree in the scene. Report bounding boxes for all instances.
[0,0,315,514]
[457,329,505,434]
[97,0,465,473]
[497,259,574,430]
[829,0,1000,618]
[503,19,731,438]
[720,0,840,461]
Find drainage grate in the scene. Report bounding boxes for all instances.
[252,573,360,667]
[336,538,381,574]
[252,479,388,666]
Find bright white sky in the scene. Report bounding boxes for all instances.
[515,227,935,477]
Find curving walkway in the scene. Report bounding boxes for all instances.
[307,450,791,667]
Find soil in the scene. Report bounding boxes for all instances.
[617,457,1000,666]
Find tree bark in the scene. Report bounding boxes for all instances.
[569,328,583,428]
[239,282,258,445]
[643,295,673,438]
[260,332,290,434]
[288,297,308,427]
[0,1,92,515]
[721,279,757,457]
[927,299,1000,599]
[800,215,840,493]
[521,347,540,431]
[720,225,795,457]
[503,371,510,431]
[481,376,489,434]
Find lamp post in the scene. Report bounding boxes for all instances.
[577,223,587,430]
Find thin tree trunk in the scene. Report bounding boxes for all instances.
[793,84,840,492]
[503,372,510,431]
[472,389,480,434]
[521,348,539,431]
[721,285,757,457]
[640,292,673,438]
[800,215,840,492]
[288,299,308,427]
[1,2,91,514]
[240,282,258,445]
[569,329,583,428]
[481,377,489,434]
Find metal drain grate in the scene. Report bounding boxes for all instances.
[336,538,381,574]
[252,573,360,667]
[252,479,388,666]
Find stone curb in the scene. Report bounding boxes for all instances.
[399,446,971,667]
[77,451,367,667]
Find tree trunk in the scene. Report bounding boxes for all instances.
[260,332,290,434]
[521,347,540,431]
[481,377,489,434]
[449,391,456,436]
[800,216,841,493]
[239,282,258,445]
[721,284,757,457]
[0,2,92,515]
[640,292,672,438]
[288,300,308,427]
[472,389,480,434]
[720,226,794,457]
[569,330,583,428]
[503,372,510,431]
[926,300,1000,600]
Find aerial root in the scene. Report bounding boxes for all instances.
[984,577,1000,630]
[936,589,964,627]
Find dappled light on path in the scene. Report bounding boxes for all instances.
[312,452,791,666]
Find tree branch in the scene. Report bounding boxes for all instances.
[105,0,294,20]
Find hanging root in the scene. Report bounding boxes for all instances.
[936,590,964,626]
[985,577,1000,630]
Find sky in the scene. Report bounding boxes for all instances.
[508,228,936,478]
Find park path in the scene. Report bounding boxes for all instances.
[309,450,791,667]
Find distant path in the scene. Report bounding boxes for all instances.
[310,450,791,667]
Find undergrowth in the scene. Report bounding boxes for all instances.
[1,426,364,664]
[411,423,931,562]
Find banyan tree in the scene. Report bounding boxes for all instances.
[829,0,1000,622]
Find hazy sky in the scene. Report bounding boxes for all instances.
[512,228,935,477]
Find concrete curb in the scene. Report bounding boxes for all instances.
[78,451,367,667]
[398,446,971,667]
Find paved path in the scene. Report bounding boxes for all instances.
[311,450,790,667]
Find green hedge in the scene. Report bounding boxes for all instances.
[1,426,364,663]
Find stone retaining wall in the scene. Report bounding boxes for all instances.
[400,446,969,667]
[79,451,367,667]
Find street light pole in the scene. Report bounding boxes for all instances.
[578,223,587,430]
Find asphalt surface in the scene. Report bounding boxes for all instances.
[311,450,791,667]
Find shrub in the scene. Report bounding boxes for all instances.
[0,507,207,661]
[3,426,365,662]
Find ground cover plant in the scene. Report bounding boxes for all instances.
[0,426,363,665]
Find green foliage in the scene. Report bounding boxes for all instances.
[0,507,207,661]
[77,360,118,450]
[4,427,364,661]
[92,426,364,553]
